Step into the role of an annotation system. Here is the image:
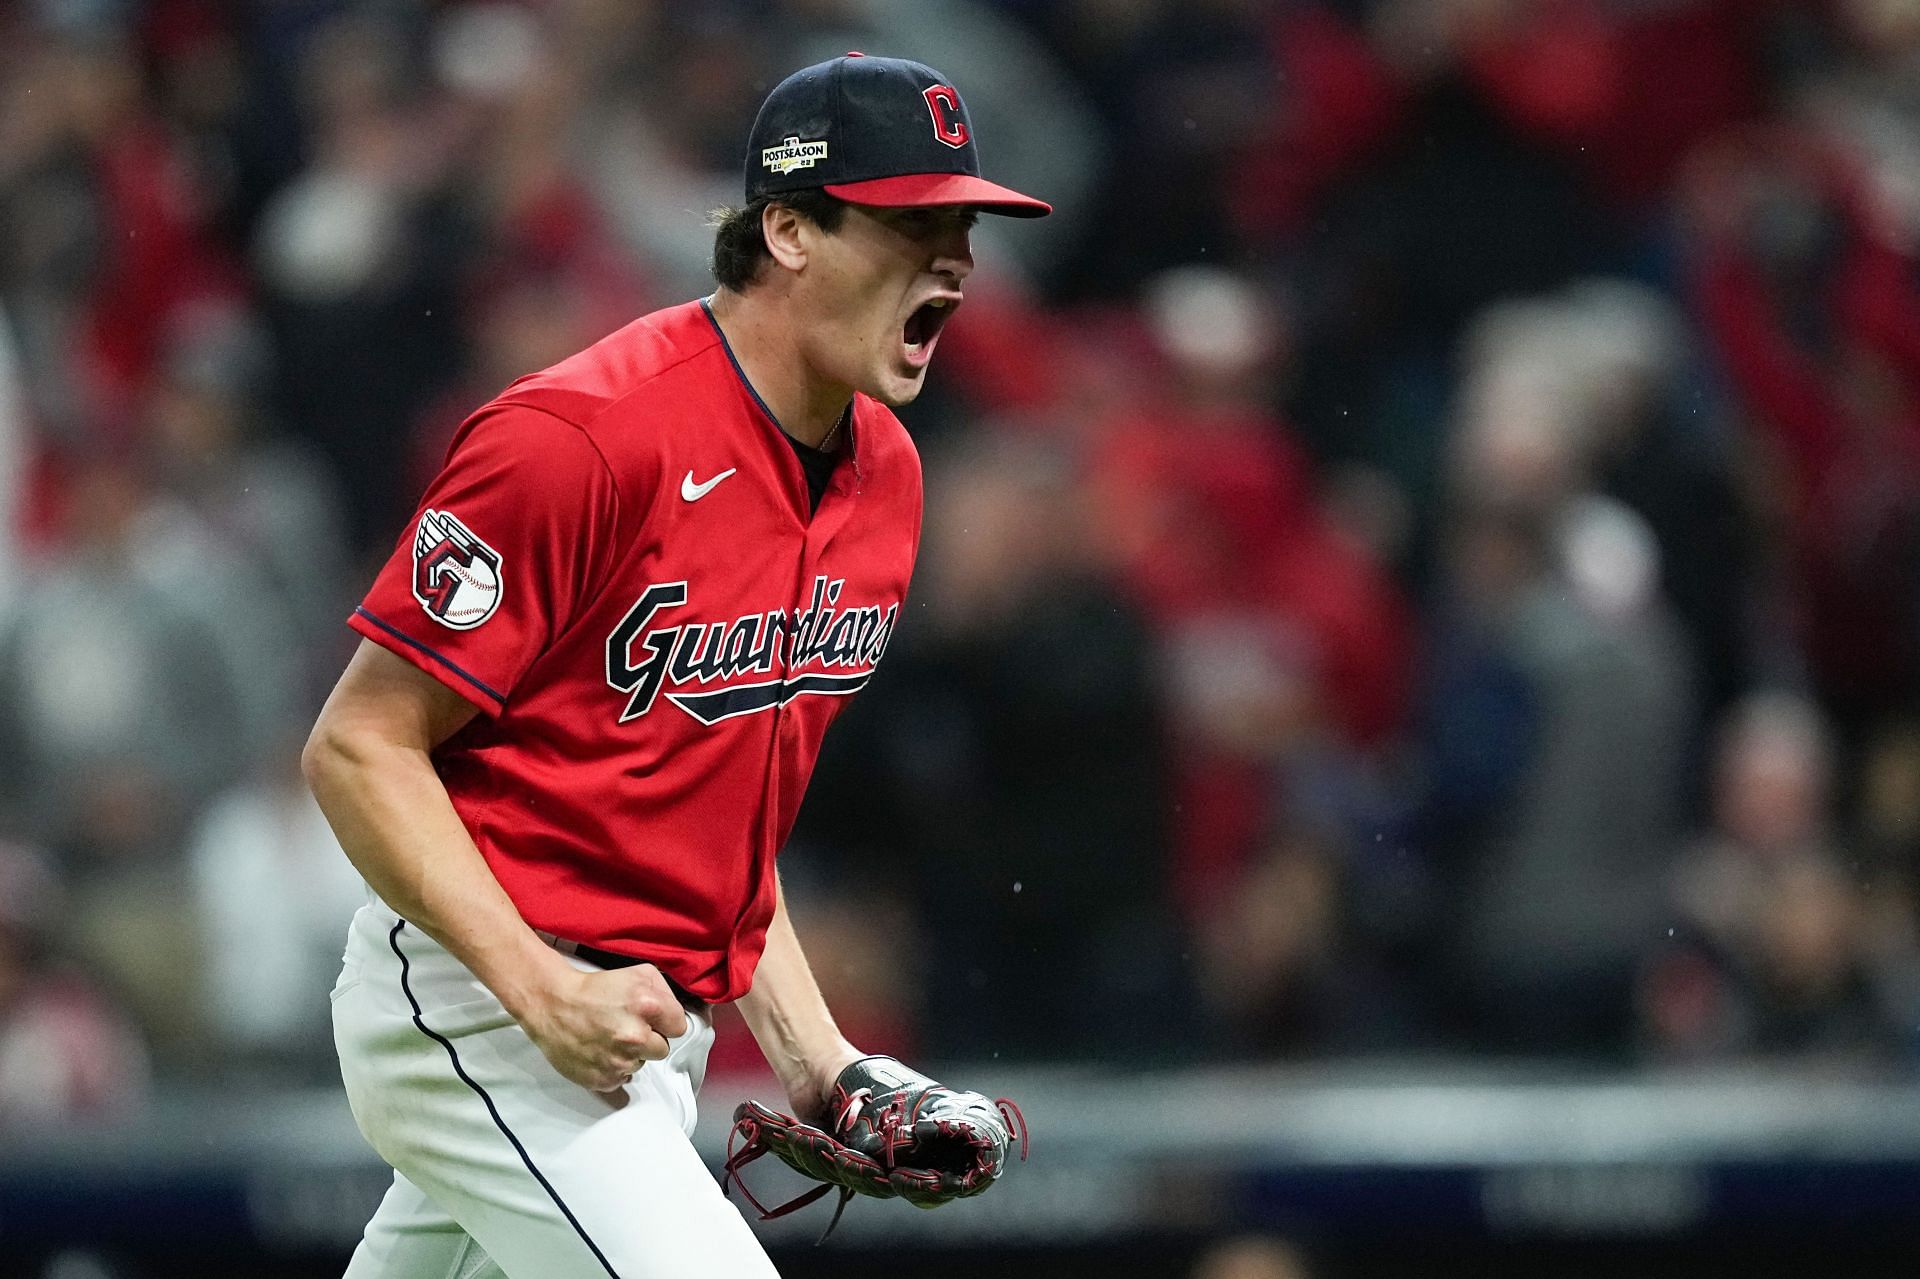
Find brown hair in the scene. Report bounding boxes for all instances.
[709,189,851,292]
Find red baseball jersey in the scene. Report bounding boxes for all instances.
[349,299,923,1002]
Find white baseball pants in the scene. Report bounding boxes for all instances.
[330,898,780,1278]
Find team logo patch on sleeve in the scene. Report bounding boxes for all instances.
[412,509,503,629]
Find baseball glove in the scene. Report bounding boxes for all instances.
[723,1054,1027,1239]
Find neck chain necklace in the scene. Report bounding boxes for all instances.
[818,406,848,453]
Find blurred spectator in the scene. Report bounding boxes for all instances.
[0,453,297,1065]
[0,20,110,437]
[797,434,1188,1063]
[1860,722,1920,912]
[1564,281,1755,723]
[406,264,636,502]
[0,842,149,1127]
[0,455,287,840]
[1424,335,1696,1053]
[1379,0,1768,212]
[410,3,655,530]
[1026,0,1400,296]
[1190,1234,1318,1279]
[1279,34,1611,512]
[1085,266,1414,920]
[1449,280,1755,721]
[255,9,467,549]
[1194,820,1427,1056]
[1645,693,1919,1064]
[186,736,365,1071]
[1857,724,1920,1035]
[1682,124,1920,735]
[577,4,764,303]
[0,12,245,441]
[1673,693,1839,942]
[146,301,350,656]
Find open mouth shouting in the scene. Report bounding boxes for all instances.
[902,294,960,369]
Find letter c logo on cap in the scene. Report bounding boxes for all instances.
[923,85,969,150]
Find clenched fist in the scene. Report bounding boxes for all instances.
[516,963,690,1092]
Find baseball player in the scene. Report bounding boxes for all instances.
[306,54,1046,1279]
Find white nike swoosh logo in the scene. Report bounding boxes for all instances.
[681,468,736,501]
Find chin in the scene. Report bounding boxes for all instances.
[866,369,928,408]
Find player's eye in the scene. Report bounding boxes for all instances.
[887,209,968,238]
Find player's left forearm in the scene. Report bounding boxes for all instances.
[735,878,863,1117]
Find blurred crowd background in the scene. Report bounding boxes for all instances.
[2,0,1920,1135]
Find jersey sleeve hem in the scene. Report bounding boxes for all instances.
[348,606,509,715]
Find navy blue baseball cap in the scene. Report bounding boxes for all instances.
[746,53,1050,218]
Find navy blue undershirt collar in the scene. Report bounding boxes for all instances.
[700,296,851,510]
[700,296,790,431]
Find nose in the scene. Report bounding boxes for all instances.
[933,228,974,284]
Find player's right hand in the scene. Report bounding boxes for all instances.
[517,964,691,1093]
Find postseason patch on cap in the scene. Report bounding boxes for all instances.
[762,137,829,176]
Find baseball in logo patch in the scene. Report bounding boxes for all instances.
[412,509,503,629]
[762,136,829,175]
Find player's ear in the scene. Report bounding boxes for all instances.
[762,202,809,274]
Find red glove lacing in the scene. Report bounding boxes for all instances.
[721,1093,1029,1244]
